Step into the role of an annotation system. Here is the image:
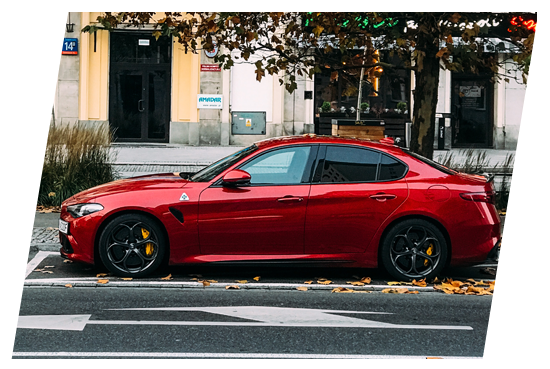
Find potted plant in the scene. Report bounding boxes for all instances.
[320,101,331,113]
[360,102,370,113]
[396,101,407,114]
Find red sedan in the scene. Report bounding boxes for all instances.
[58,136,501,281]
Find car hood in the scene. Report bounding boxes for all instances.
[67,173,190,203]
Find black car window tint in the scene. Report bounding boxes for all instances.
[379,154,407,180]
[240,146,312,185]
[321,146,379,183]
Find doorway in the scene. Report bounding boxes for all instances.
[108,32,172,142]
[451,75,493,148]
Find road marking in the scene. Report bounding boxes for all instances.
[26,251,58,278]
[11,352,480,359]
[17,306,473,331]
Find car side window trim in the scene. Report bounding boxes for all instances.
[311,144,409,184]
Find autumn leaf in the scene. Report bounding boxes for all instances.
[359,277,372,284]
[449,13,461,23]
[64,284,73,288]
[121,278,133,281]
[332,287,354,293]
[225,285,240,290]
[253,276,261,281]
[317,279,332,285]
[347,281,365,286]
[207,280,218,283]
[161,274,173,280]
[304,280,313,284]
[236,280,248,284]
[313,25,324,37]
[412,279,427,287]
[296,287,308,291]
[96,273,108,278]
[201,280,211,287]
[97,279,109,284]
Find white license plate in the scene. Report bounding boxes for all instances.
[59,219,69,234]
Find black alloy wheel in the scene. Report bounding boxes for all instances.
[99,214,166,278]
[381,219,448,281]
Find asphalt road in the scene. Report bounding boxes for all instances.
[13,287,491,358]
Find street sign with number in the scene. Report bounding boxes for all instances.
[62,38,78,55]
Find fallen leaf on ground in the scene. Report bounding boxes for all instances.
[387,281,411,286]
[317,279,332,285]
[382,288,417,294]
[201,280,210,286]
[347,281,365,286]
[235,280,247,284]
[332,287,354,293]
[225,285,240,290]
[64,284,73,288]
[359,277,372,284]
[161,274,173,280]
[96,273,108,278]
[253,276,261,281]
[304,280,313,284]
[412,279,427,287]
[207,280,218,283]
[296,287,308,291]
[97,279,109,284]
[121,278,133,281]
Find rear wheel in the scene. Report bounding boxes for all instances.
[381,219,448,281]
[98,214,166,278]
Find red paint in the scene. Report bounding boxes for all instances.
[59,136,501,274]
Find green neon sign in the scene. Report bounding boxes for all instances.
[304,13,399,29]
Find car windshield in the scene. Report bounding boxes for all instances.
[402,149,457,175]
[186,145,258,182]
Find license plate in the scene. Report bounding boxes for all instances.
[59,219,69,234]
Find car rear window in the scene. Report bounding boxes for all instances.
[402,149,457,175]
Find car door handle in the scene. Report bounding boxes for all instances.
[369,193,397,201]
[277,196,303,203]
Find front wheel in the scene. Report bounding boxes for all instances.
[380,219,448,281]
[98,214,166,278]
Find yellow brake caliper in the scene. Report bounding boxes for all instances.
[424,244,434,266]
[141,228,154,257]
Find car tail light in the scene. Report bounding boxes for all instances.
[460,191,495,204]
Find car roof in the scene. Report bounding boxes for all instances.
[254,135,404,155]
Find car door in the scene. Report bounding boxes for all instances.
[198,145,318,255]
[304,145,408,254]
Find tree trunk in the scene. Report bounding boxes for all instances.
[410,16,441,160]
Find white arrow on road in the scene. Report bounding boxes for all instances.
[17,306,473,331]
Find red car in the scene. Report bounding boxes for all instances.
[58,135,501,281]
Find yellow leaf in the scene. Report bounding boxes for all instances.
[225,285,240,290]
[202,280,210,286]
[161,274,173,280]
[296,287,308,291]
[64,284,73,288]
[332,287,354,293]
[412,279,427,287]
[207,280,218,283]
[97,279,109,284]
[304,280,313,284]
[121,278,133,281]
[96,273,108,278]
[253,276,261,281]
[359,277,372,284]
[347,281,365,286]
[236,280,248,284]
[317,279,332,285]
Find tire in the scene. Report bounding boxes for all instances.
[98,213,166,278]
[380,219,448,281]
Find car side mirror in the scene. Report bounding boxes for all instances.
[222,169,251,187]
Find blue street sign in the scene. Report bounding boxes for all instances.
[62,38,78,55]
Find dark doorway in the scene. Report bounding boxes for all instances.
[109,32,172,142]
[451,75,493,148]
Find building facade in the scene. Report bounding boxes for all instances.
[54,12,527,150]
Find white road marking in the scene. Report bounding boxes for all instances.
[17,306,473,331]
[11,352,480,359]
[25,251,58,278]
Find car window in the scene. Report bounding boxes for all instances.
[321,146,380,183]
[379,154,407,180]
[240,146,312,185]
[189,145,258,182]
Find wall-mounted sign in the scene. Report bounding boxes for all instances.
[201,64,222,72]
[197,94,223,109]
[138,39,150,46]
[62,38,78,55]
[460,86,482,98]
[204,42,219,58]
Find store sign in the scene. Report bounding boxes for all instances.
[460,86,482,98]
[201,64,222,72]
[62,38,78,55]
[197,94,223,109]
[204,42,219,58]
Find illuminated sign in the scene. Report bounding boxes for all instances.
[509,16,536,32]
[304,13,398,30]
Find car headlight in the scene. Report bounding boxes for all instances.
[67,203,104,218]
